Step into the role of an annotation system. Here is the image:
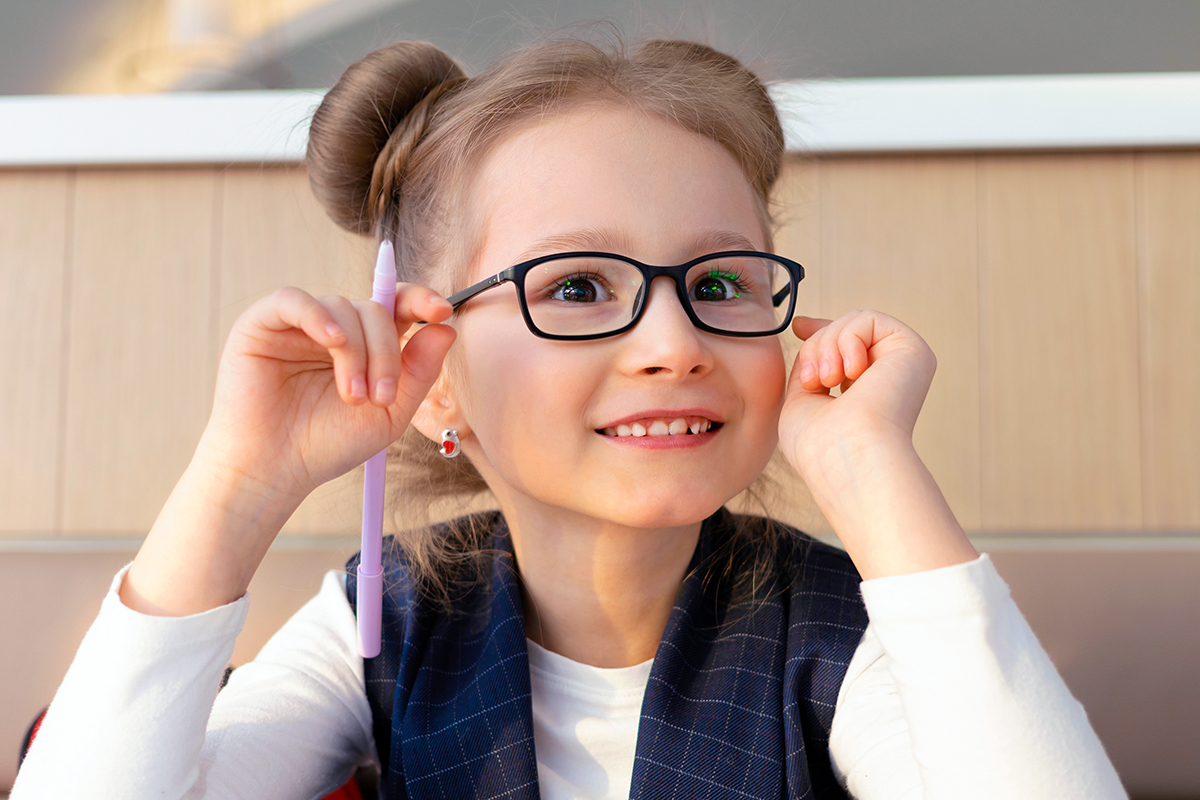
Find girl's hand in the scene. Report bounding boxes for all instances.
[779,310,936,479]
[779,310,977,580]
[195,284,456,505]
[122,283,455,617]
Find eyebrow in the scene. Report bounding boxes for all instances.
[514,228,762,264]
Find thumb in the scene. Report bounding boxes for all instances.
[778,378,832,460]
[393,323,457,423]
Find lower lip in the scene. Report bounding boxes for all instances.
[594,426,720,449]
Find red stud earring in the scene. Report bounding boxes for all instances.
[439,429,460,459]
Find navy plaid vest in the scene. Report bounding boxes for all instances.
[345,508,868,799]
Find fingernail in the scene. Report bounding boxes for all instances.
[431,296,453,311]
[325,321,344,339]
[843,357,853,376]
[819,359,831,381]
[350,375,367,400]
[375,377,396,403]
[800,362,816,384]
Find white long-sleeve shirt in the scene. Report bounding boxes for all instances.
[11,554,1127,800]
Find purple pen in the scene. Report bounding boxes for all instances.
[358,240,397,658]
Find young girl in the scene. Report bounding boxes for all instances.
[14,36,1126,800]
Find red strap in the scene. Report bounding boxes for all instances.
[28,711,46,745]
[21,708,48,760]
[320,777,364,800]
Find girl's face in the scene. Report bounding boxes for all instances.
[450,104,786,530]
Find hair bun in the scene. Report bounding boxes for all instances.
[306,41,466,235]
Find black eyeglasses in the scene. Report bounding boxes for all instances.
[447,250,804,341]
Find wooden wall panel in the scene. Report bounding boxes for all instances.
[5,149,1198,540]
[760,158,833,536]
[979,154,1142,531]
[818,156,982,531]
[218,167,374,535]
[217,167,372,341]
[61,169,217,533]
[1139,153,1200,529]
[0,172,70,533]
[774,157,824,319]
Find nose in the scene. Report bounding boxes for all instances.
[618,276,713,377]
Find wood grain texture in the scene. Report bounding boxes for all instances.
[818,155,982,532]
[1138,153,1200,530]
[979,154,1142,531]
[12,151,1195,540]
[217,167,372,341]
[61,169,217,533]
[0,172,70,534]
[754,157,834,538]
[774,156,824,320]
[218,166,374,535]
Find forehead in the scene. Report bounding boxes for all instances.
[465,104,769,279]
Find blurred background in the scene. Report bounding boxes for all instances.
[4,0,1200,92]
[2,1,1199,797]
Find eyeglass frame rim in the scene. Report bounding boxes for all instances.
[444,249,805,341]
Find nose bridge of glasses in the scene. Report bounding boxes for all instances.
[634,272,697,327]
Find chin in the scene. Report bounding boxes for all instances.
[599,492,731,530]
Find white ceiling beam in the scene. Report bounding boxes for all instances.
[2,72,1200,166]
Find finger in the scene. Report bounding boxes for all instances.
[791,315,832,341]
[321,295,370,404]
[792,315,844,390]
[815,311,860,388]
[393,283,454,331]
[249,286,349,349]
[392,323,458,421]
[353,299,402,406]
[792,323,829,392]
[791,326,831,392]
[837,316,872,381]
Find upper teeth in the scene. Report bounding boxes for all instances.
[603,417,713,437]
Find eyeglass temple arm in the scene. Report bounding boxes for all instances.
[771,260,805,308]
[446,268,517,311]
[772,284,793,307]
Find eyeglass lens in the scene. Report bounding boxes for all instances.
[521,255,793,337]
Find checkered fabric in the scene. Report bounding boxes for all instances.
[346,508,868,799]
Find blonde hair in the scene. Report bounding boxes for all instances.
[306,33,788,605]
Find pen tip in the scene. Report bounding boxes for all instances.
[375,240,396,277]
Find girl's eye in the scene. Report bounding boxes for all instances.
[549,273,614,303]
[692,271,747,302]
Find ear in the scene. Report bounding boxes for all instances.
[410,371,471,445]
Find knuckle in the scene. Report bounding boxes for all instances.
[273,285,307,303]
[369,350,400,378]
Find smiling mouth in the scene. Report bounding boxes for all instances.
[597,416,722,438]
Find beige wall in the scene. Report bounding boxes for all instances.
[2,153,1199,796]
[773,151,1200,536]
[3,152,1198,541]
[0,166,376,540]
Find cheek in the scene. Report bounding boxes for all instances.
[456,323,526,440]
[738,343,788,481]
[456,319,592,462]
[742,341,788,413]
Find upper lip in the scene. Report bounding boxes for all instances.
[595,408,726,429]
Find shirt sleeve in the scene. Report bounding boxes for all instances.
[828,554,1128,800]
[11,564,374,800]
